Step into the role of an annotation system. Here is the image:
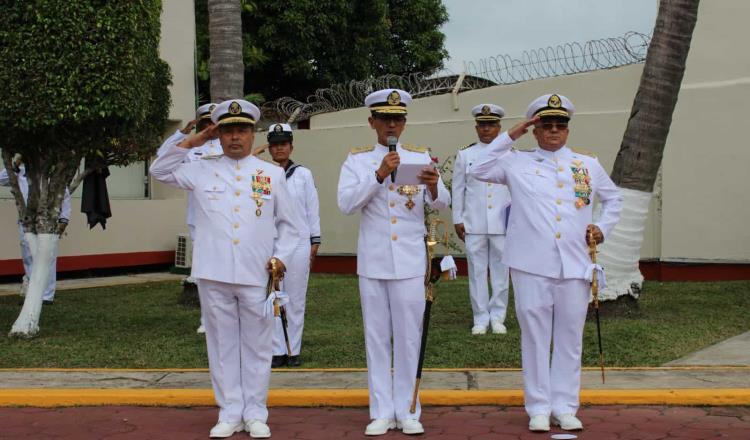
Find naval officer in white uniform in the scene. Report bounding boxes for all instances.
[469,94,621,433]
[150,99,301,439]
[337,89,450,436]
[264,123,321,368]
[156,103,223,334]
[452,104,512,335]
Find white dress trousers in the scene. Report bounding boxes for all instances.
[197,279,272,423]
[273,240,311,356]
[464,233,509,327]
[511,268,590,417]
[359,276,425,421]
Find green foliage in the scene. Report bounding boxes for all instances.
[195,0,448,102]
[0,1,171,231]
[0,0,171,167]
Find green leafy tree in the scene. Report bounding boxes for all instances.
[195,0,448,102]
[0,1,171,337]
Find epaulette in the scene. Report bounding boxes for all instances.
[350,145,375,154]
[402,144,429,153]
[201,154,224,160]
[571,147,597,158]
[460,142,477,151]
[511,146,535,152]
[255,155,275,164]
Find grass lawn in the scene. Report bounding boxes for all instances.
[0,275,748,368]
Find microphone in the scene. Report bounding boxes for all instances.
[387,135,397,182]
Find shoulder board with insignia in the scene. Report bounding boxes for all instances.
[402,144,429,153]
[350,145,375,154]
[571,147,597,158]
[460,142,477,151]
[201,154,224,160]
[254,155,276,165]
[511,146,535,152]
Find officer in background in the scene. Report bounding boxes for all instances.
[0,155,71,304]
[337,89,450,436]
[150,99,301,439]
[157,103,222,334]
[452,104,512,335]
[263,123,321,368]
[469,94,621,433]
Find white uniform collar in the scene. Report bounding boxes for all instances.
[536,145,570,162]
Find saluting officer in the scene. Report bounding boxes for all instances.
[452,104,512,335]
[337,89,450,436]
[156,103,223,333]
[469,94,621,433]
[264,123,321,368]
[150,99,301,439]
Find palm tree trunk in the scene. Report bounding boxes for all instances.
[207,0,244,101]
[598,0,700,300]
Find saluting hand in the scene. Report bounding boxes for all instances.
[376,151,400,181]
[507,116,540,141]
[586,224,604,245]
[180,119,198,134]
[253,143,270,156]
[178,125,219,149]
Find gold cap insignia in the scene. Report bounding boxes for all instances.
[387,91,401,106]
[274,124,283,132]
[548,94,562,108]
[481,105,491,115]
[228,101,242,115]
[208,104,216,112]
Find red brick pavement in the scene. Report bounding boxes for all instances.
[0,406,748,439]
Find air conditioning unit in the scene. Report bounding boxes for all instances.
[175,233,193,268]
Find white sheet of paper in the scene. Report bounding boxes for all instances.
[394,158,431,185]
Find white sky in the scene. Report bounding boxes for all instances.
[441,0,658,73]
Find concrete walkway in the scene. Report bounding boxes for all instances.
[0,272,183,296]
[665,331,750,366]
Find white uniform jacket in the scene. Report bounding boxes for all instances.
[285,162,321,245]
[150,143,301,286]
[156,130,223,228]
[337,143,451,280]
[452,141,511,234]
[469,132,622,280]
[0,165,71,221]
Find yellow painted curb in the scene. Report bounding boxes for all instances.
[1,388,749,408]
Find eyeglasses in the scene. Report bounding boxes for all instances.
[374,115,406,124]
[536,122,569,131]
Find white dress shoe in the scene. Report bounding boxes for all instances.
[490,320,507,334]
[364,418,396,436]
[196,324,206,334]
[552,413,583,431]
[245,419,271,438]
[209,421,243,438]
[528,414,550,432]
[397,419,424,435]
[471,324,487,335]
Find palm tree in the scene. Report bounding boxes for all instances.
[597,0,701,302]
[208,0,244,101]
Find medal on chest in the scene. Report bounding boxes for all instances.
[251,170,272,217]
[397,185,421,210]
[570,160,591,209]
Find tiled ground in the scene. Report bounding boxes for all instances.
[1,405,748,439]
